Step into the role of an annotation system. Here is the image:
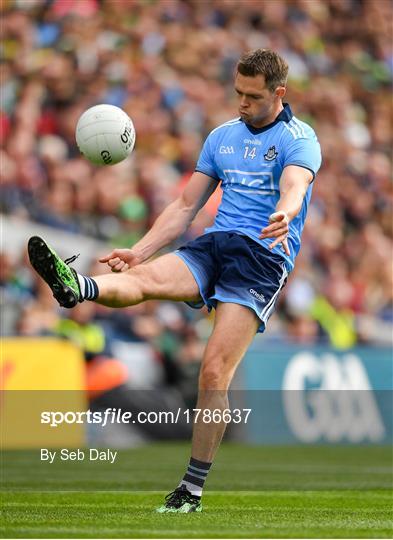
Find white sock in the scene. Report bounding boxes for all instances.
[76,274,99,301]
[178,480,202,497]
[179,457,211,497]
[77,273,86,297]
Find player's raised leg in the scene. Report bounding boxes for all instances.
[93,253,201,307]
[157,302,259,513]
[28,236,201,308]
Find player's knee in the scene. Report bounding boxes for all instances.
[199,355,232,390]
[199,365,220,390]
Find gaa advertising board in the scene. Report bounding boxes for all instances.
[237,345,392,445]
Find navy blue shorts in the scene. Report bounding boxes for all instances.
[174,231,288,333]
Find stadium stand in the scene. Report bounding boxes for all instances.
[1,0,392,363]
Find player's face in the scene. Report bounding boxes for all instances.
[234,73,285,128]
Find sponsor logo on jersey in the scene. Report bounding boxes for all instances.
[219,145,235,154]
[223,169,275,194]
[264,145,278,161]
[243,138,262,146]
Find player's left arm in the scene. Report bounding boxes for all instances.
[259,165,313,255]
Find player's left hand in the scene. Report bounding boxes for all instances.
[259,211,290,256]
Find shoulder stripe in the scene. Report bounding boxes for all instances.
[289,120,302,138]
[210,118,241,135]
[289,118,303,137]
[283,122,298,139]
[289,119,306,139]
[291,117,308,138]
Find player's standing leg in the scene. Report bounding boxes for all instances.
[157,302,259,513]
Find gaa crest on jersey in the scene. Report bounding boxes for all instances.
[264,146,278,161]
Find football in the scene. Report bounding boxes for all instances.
[75,104,135,166]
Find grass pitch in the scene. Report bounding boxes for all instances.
[1,443,392,538]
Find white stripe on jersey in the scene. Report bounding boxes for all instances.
[259,263,288,322]
[283,122,298,139]
[210,118,242,135]
[289,119,303,138]
[291,117,307,138]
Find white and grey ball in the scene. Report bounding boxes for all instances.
[75,104,135,166]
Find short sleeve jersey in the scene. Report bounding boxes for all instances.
[195,104,322,271]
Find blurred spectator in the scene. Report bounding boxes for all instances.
[1,0,392,351]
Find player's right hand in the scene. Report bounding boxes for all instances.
[259,211,290,256]
[99,249,142,272]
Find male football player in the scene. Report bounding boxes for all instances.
[29,49,321,513]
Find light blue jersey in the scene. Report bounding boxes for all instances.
[195,104,322,271]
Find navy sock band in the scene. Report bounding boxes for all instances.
[80,275,99,301]
[182,457,212,493]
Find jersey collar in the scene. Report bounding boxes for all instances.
[243,103,293,134]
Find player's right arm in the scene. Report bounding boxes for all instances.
[99,172,218,272]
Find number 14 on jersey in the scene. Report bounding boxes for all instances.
[244,146,257,159]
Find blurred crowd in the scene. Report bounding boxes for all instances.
[1,0,392,377]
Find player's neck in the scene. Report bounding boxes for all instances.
[249,103,284,129]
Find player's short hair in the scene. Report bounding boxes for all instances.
[237,49,288,92]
